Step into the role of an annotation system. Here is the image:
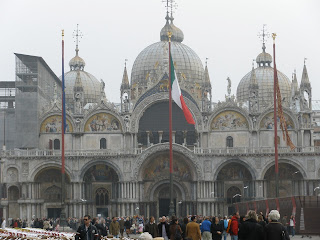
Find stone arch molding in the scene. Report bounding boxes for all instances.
[133,143,202,181]
[79,159,123,182]
[130,92,203,133]
[207,106,252,132]
[147,179,190,202]
[259,157,308,180]
[212,158,257,181]
[28,163,73,182]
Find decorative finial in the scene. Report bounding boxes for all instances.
[272,33,277,43]
[252,59,255,68]
[205,58,209,67]
[167,31,172,42]
[162,0,177,22]
[304,58,307,65]
[258,24,270,52]
[125,59,128,68]
[62,30,64,40]
[72,24,83,56]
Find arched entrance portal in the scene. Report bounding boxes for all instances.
[34,167,71,218]
[264,163,303,198]
[140,150,196,218]
[83,164,119,217]
[153,183,183,218]
[216,162,253,215]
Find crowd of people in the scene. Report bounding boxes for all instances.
[74,210,294,240]
[0,210,296,240]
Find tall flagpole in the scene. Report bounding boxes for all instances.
[168,31,175,217]
[60,29,67,227]
[272,33,279,198]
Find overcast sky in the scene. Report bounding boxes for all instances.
[1,0,319,103]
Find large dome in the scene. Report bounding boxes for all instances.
[61,49,102,110]
[237,66,291,107]
[130,17,204,97]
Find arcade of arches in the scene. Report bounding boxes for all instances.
[3,159,314,219]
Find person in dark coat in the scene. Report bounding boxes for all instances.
[158,216,170,239]
[181,217,189,240]
[238,210,264,240]
[145,216,159,238]
[169,217,182,240]
[264,210,290,240]
[211,216,223,240]
[76,215,99,240]
[125,217,131,237]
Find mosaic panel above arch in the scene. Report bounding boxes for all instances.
[83,164,119,182]
[217,163,252,181]
[142,154,192,181]
[40,115,73,133]
[210,111,248,131]
[84,113,122,132]
[260,112,294,130]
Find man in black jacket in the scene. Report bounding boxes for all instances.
[76,215,99,240]
[158,216,169,239]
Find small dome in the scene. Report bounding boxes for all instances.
[160,16,184,42]
[69,55,86,70]
[256,52,272,65]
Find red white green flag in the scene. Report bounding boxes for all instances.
[170,54,195,124]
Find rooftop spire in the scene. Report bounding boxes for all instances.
[204,58,211,86]
[301,58,310,84]
[72,24,83,56]
[121,59,130,90]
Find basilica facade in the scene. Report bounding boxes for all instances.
[0,14,319,221]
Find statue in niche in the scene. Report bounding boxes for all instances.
[123,95,129,112]
[124,115,130,132]
[252,115,257,128]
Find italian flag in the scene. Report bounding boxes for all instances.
[170,54,195,125]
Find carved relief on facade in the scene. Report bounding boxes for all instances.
[84,113,122,132]
[204,160,212,173]
[40,115,73,133]
[22,162,29,175]
[7,167,18,182]
[123,161,131,173]
[210,111,249,131]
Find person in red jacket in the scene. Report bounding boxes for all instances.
[229,212,239,240]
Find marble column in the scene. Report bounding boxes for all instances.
[146,131,150,147]
[158,131,163,143]
[172,131,176,143]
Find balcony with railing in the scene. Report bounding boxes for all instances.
[1,145,319,158]
[194,146,320,155]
